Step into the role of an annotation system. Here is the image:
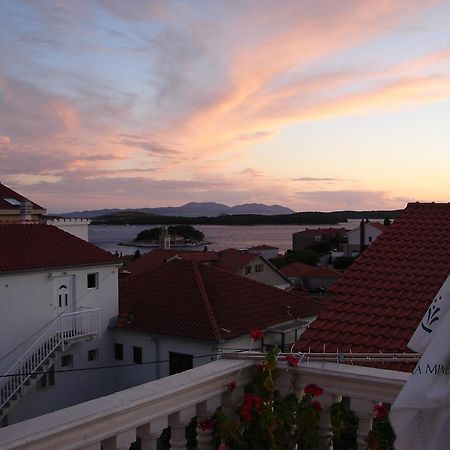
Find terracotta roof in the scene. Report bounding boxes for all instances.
[118,260,324,341]
[296,203,450,370]
[0,223,119,273]
[126,247,260,276]
[280,262,315,277]
[0,183,45,211]
[125,248,219,275]
[293,227,347,237]
[214,248,258,273]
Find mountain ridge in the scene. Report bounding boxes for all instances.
[55,202,295,218]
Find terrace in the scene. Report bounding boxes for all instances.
[0,352,412,450]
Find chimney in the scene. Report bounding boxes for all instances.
[359,218,366,253]
[159,226,171,249]
[20,200,33,222]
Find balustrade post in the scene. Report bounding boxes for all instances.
[317,394,341,450]
[168,406,196,450]
[350,398,374,450]
[196,397,221,450]
[101,429,136,450]
[137,417,168,450]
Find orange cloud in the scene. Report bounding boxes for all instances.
[159,1,445,156]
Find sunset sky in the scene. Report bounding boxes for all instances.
[1,0,450,213]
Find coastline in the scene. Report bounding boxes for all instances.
[119,240,213,248]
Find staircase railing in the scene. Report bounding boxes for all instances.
[0,308,100,410]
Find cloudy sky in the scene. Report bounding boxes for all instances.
[1,0,449,212]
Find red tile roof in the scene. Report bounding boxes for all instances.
[118,260,324,341]
[126,247,260,276]
[0,223,119,272]
[280,262,316,277]
[296,203,450,370]
[214,248,258,273]
[0,183,45,211]
[125,248,219,275]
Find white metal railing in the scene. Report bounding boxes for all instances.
[0,308,99,411]
[0,355,409,450]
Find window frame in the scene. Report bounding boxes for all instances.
[133,346,143,364]
[87,272,99,289]
[88,349,99,361]
[61,354,73,368]
[114,343,124,361]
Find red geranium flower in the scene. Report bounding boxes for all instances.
[241,393,264,422]
[227,381,237,392]
[373,402,389,418]
[285,354,300,367]
[198,418,215,431]
[250,328,264,341]
[304,384,324,397]
[311,400,322,412]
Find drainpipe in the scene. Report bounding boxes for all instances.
[359,218,366,254]
[150,335,160,379]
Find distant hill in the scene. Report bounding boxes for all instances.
[57,202,295,218]
[91,209,402,226]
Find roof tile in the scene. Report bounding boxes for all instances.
[296,203,450,371]
[0,223,118,272]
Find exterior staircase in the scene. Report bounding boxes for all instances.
[0,308,100,423]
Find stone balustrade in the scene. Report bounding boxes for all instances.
[0,355,409,450]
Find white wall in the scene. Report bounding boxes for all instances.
[347,223,383,247]
[111,330,219,391]
[0,264,120,425]
[47,219,91,241]
[240,256,292,289]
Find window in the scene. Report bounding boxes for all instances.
[88,349,99,361]
[4,198,21,206]
[58,285,69,307]
[87,272,99,289]
[61,354,73,368]
[245,266,252,275]
[38,365,55,390]
[169,352,193,375]
[115,343,124,361]
[255,264,264,273]
[133,346,142,364]
[368,236,373,243]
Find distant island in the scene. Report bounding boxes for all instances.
[91,208,401,226]
[123,225,210,248]
[56,201,402,226]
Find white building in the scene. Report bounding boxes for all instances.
[0,223,121,426]
[0,183,46,223]
[113,259,321,392]
[46,218,91,241]
[346,220,387,254]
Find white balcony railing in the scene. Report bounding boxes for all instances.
[0,353,409,450]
